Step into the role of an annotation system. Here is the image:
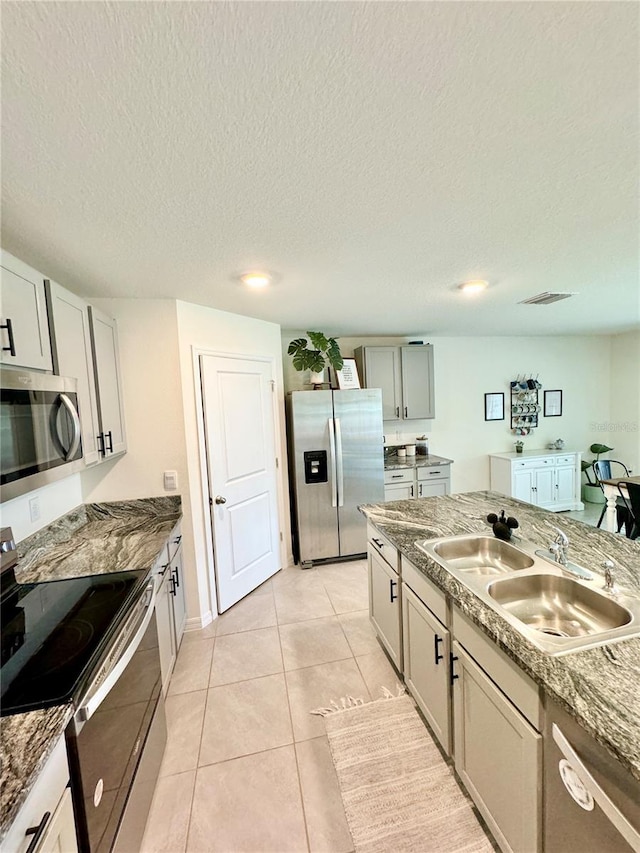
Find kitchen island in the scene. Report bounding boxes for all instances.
[0,496,182,844]
[360,491,640,781]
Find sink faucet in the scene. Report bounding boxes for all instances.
[549,527,569,567]
[603,559,618,594]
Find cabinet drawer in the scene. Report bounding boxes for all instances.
[453,607,542,731]
[515,456,554,470]
[401,556,447,625]
[384,467,414,485]
[367,523,399,573]
[416,466,449,481]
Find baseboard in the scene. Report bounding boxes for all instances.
[184,610,216,632]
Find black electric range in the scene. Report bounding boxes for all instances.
[1,561,146,716]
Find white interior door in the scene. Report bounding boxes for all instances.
[201,354,281,612]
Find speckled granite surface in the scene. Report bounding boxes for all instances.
[360,491,640,781]
[384,452,453,471]
[16,495,182,583]
[1,496,182,839]
[0,705,73,842]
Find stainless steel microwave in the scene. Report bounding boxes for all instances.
[1,369,84,502]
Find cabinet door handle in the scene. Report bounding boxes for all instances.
[172,566,180,588]
[106,430,114,453]
[1,318,16,357]
[450,653,459,684]
[97,432,106,457]
[404,406,408,418]
[396,406,400,418]
[389,578,398,602]
[174,535,182,545]
[25,811,51,853]
[372,538,384,549]
[434,635,444,665]
[410,484,414,497]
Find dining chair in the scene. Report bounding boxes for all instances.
[592,460,631,530]
[616,481,640,540]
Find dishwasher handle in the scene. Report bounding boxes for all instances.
[552,723,640,850]
[77,579,157,722]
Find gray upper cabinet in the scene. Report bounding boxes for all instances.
[89,306,127,457]
[354,344,435,420]
[45,280,102,466]
[0,251,53,371]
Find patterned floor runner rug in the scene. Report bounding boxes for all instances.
[316,693,495,853]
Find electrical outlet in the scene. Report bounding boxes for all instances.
[164,470,178,491]
[29,496,41,523]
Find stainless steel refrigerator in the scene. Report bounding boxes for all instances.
[286,389,384,566]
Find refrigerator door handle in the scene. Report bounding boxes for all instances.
[335,417,344,507]
[328,417,338,508]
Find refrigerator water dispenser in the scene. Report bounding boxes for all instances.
[304,450,328,484]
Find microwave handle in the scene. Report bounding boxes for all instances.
[59,394,81,461]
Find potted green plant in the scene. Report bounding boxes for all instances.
[514,440,524,454]
[580,443,613,503]
[288,332,344,387]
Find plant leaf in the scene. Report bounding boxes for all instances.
[287,337,308,356]
[325,338,344,371]
[307,331,329,352]
[590,443,613,456]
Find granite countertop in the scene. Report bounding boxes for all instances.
[1,495,182,841]
[360,491,640,781]
[384,452,453,471]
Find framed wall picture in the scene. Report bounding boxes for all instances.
[544,390,563,417]
[335,358,361,390]
[484,392,504,421]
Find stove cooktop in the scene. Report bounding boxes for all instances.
[1,569,145,716]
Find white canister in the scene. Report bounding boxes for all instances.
[405,444,416,457]
[397,447,406,458]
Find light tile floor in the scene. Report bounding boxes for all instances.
[141,559,401,853]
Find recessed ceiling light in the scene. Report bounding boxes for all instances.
[240,271,272,289]
[458,279,488,295]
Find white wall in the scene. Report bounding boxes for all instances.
[175,300,290,624]
[1,475,83,543]
[282,332,613,492]
[609,330,640,472]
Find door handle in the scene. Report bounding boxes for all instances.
[372,538,384,549]
[105,430,113,453]
[1,318,16,357]
[59,393,82,460]
[434,635,444,664]
[410,484,414,497]
[335,417,344,508]
[97,432,106,457]
[24,811,51,853]
[172,566,180,588]
[404,406,408,418]
[328,417,338,508]
[450,653,459,684]
[396,406,400,418]
[389,578,398,602]
[419,484,423,496]
[215,495,227,504]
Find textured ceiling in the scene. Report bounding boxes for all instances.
[1,1,638,336]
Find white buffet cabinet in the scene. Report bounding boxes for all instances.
[489,451,583,512]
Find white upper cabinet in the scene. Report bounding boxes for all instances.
[354,344,435,420]
[45,280,102,466]
[89,306,127,457]
[0,251,53,371]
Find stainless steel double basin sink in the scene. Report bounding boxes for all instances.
[417,534,640,655]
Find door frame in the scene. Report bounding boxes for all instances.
[192,347,288,617]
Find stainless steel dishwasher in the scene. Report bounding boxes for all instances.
[544,698,640,852]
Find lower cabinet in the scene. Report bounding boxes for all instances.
[384,464,451,501]
[156,560,177,695]
[368,547,402,671]
[3,736,78,853]
[453,641,542,853]
[402,583,451,753]
[169,540,187,649]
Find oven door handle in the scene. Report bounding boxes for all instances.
[59,393,82,461]
[552,723,640,850]
[77,579,157,722]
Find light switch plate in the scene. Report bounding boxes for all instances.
[29,496,41,522]
[164,470,178,491]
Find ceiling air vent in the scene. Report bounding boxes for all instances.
[519,292,577,306]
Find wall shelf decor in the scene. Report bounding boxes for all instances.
[510,375,542,435]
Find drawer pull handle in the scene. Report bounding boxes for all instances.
[25,811,51,853]
[428,470,442,476]
[434,635,444,665]
[450,653,459,684]
[392,474,403,479]
[372,538,384,549]
[389,578,398,603]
